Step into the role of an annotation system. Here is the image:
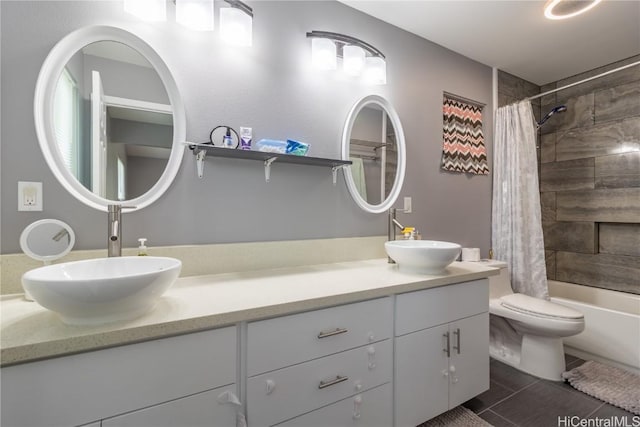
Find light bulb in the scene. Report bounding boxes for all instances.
[343,45,366,76]
[311,38,337,70]
[123,0,166,22]
[364,56,386,85]
[220,7,253,47]
[176,0,214,31]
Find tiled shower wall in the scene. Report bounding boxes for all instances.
[498,57,640,295]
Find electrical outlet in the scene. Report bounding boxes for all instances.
[404,196,412,213]
[18,181,43,211]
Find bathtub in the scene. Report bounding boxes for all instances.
[548,280,640,374]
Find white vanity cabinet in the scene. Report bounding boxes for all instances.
[1,327,237,427]
[246,297,393,427]
[394,279,490,427]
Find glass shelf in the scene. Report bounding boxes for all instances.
[185,142,352,183]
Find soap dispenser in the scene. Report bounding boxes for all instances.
[137,238,148,256]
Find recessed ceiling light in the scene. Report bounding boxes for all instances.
[544,0,603,20]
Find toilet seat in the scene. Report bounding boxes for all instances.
[500,293,584,320]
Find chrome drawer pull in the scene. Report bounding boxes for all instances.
[317,328,348,339]
[318,375,349,389]
[443,331,450,357]
[453,328,461,354]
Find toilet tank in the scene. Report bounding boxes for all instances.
[479,260,513,299]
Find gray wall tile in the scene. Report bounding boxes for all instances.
[595,81,640,123]
[535,57,640,294]
[499,70,540,101]
[541,93,595,134]
[542,221,597,253]
[556,117,640,161]
[545,250,556,280]
[595,175,640,189]
[599,223,640,257]
[556,188,640,223]
[595,151,640,189]
[540,158,594,192]
[540,192,556,222]
[556,251,640,294]
[595,151,640,177]
[555,55,640,102]
[540,133,556,163]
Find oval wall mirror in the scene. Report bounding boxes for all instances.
[341,95,406,213]
[20,219,75,263]
[34,26,186,212]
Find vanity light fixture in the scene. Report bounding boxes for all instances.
[311,38,337,70]
[124,0,253,46]
[306,31,386,84]
[176,0,215,31]
[544,0,602,20]
[343,45,366,76]
[364,56,386,85]
[219,0,253,46]
[124,0,167,21]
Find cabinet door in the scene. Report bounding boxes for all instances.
[394,324,449,427]
[448,312,490,408]
[102,385,237,427]
[1,327,236,427]
[395,280,488,336]
[275,383,392,427]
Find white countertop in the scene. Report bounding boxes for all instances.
[1,259,497,366]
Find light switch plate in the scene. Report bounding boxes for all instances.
[403,196,412,213]
[18,181,43,211]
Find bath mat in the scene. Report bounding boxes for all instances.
[418,406,493,427]
[563,360,640,415]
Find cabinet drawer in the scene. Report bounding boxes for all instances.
[247,297,392,376]
[275,383,392,427]
[1,326,236,427]
[247,339,392,427]
[395,279,488,336]
[102,384,237,427]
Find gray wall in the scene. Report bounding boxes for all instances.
[1,1,493,253]
[538,56,640,295]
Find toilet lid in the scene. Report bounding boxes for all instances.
[500,293,584,320]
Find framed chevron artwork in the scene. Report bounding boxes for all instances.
[441,95,489,175]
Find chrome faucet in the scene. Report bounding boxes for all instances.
[388,208,415,263]
[388,208,405,243]
[108,205,136,257]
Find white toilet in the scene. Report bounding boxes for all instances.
[483,260,585,381]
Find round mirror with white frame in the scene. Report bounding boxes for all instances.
[34,26,186,212]
[341,95,406,213]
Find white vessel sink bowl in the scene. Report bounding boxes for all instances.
[385,240,461,274]
[22,256,181,325]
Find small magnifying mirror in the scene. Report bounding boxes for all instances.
[20,219,75,301]
[20,219,76,264]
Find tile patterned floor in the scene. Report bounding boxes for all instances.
[463,355,637,427]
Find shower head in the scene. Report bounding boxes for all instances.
[538,105,567,128]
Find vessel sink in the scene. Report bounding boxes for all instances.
[22,256,181,325]
[385,240,461,273]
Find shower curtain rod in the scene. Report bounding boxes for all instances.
[525,60,640,101]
